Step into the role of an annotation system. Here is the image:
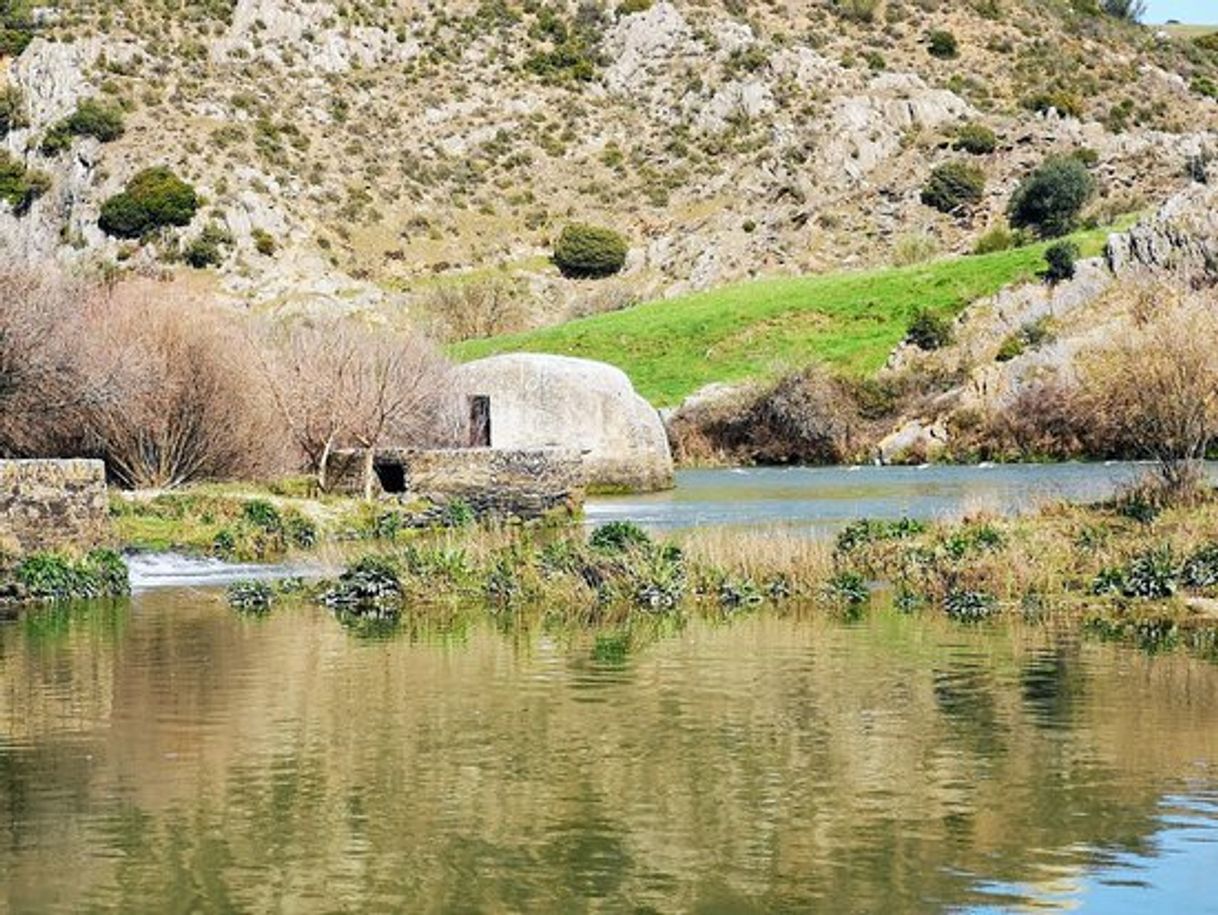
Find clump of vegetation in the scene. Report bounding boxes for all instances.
[996,316,1056,363]
[99,166,199,238]
[1008,156,1096,238]
[1043,241,1079,283]
[0,0,36,57]
[226,580,276,613]
[6,550,129,603]
[927,30,959,60]
[41,99,125,155]
[973,225,1017,254]
[183,222,234,268]
[921,161,986,214]
[0,84,27,138]
[0,149,50,215]
[553,223,629,278]
[953,123,997,155]
[905,309,953,350]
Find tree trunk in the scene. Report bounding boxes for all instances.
[317,436,334,493]
[362,446,375,503]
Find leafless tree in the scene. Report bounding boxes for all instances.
[1082,293,1218,496]
[260,315,452,496]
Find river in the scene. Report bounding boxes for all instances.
[587,462,1217,534]
[3,463,1218,912]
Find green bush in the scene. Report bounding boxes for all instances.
[13,549,129,602]
[0,84,27,138]
[0,0,35,57]
[1023,89,1084,119]
[98,166,199,238]
[905,309,953,351]
[1007,156,1096,238]
[41,99,125,155]
[972,225,1015,254]
[953,123,997,155]
[920,161,986,214]
[0,149,50,216]
[617,0,652,15]
[251,227,277,256]
[183,222,233,268]
[927,30,958,59]
[1043,241,1079,283]
[553,223,629,278]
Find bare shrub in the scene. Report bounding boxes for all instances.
[0,269,87,457]
[77,282,284,488]
[670,367,862,465]
[1079,295,1218,496]
[1,266,286,487]
[421,277,528,342]
[261,316,453,495]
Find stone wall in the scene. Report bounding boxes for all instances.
[327,448,584,520]
[0,460,110,555]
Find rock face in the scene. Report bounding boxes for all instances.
[0,460,110,555]
[452,354,675,492]
[1106,181,1218,280]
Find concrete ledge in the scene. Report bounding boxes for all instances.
[0,460,110,554]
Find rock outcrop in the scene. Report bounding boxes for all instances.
[1106,181,1218,280]
[452,354,674,492]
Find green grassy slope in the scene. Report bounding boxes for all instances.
[452,225,1124,407]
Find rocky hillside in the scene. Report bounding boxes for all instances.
[2,0,1217,326]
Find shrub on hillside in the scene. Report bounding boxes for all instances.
[0,0,35,57]
[553,223,629,278]
[927,30,958,59]
[0,150,50,215]
[834,0,879,23]
[905,309,953,351]
[973,225,1018,254]
[953,123,997,155]
[41,99,125,155]
[0,85,27,138]
[921,161,986,214]
[616,0,653,16]
[182,223,233,268]
[1007,156,1096,238]
[99,166,199,238]
[1043,241,1079,284]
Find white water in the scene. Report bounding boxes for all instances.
[126,552,320,591]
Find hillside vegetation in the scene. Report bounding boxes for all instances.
[454,222,1124,406]
[1,0,1216,321]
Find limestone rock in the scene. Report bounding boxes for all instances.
[452,354,674,492]
[1106,182,1218,280]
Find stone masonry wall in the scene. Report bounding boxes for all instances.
[327,448,584,520]
[0,460,110,555]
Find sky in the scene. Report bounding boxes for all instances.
[1144,0,1214,23]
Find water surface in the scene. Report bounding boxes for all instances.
[588,463,1218,535]
[2,592,1217,912]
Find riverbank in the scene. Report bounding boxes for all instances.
[220,487,1218,661]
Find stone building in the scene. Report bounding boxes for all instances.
[451,354,674,492]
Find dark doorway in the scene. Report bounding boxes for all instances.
[374,460,407,494]
[468,395,491,447]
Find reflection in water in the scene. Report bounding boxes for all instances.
[588,463,1218,535]
[1,592,1217,912]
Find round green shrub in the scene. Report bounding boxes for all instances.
[927,29,958,59]
[553,223,629,278]
[0,149,50,216]
[953,123,997,155]
[99,166,199,238]
[905,309,953,351]
[1043,241,1079,284]
[1007,156,1095,238]
[920,161,986,214]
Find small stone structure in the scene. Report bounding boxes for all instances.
[452,354,674,492]
[0,460,110,554]
[328,448,584,520]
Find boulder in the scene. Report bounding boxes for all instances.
[452,354,674,492]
